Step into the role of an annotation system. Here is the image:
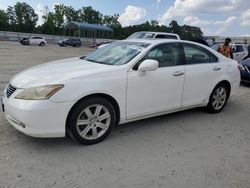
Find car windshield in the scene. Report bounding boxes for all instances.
[83,42,149,65]
[127,32,155,39]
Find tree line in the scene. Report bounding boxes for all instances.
[0,2,203,40]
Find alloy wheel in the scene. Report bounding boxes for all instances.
[76,104,111,140]
[212,87,227,110]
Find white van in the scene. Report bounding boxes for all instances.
[126,31,181,40]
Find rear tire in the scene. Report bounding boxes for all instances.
[206,83,229,113]
[67,97,116,145]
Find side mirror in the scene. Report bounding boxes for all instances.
[138,59,159,73]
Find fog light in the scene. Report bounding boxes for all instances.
[6,115,26,128]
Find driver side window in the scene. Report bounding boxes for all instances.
[134,43,180,70]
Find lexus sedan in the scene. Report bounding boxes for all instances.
[1,39,240,145]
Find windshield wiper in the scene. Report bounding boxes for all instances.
[83,58,110,65]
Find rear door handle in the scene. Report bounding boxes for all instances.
[213,67,221,71]
[172,71,184,76]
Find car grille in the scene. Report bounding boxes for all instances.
[6,84,17,98]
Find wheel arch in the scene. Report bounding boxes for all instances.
[66,93,120,130]
[214,80,231,98]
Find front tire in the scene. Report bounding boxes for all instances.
[206,83,229,113]
[67,97,116,145]
[40,42,45,46]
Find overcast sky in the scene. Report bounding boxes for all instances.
[0,0,250,37]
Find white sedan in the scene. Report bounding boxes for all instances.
[1,39,240,144]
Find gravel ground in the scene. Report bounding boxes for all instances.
[0,41,250,188]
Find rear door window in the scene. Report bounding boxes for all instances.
[183,43,218,64]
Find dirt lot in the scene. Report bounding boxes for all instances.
[0,41,250,188]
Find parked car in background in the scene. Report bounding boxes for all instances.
[91,41,112,49]
[58,38,82,47]
[239,58,250,84]
[20,36,47,46]
[232,44,249,62]
[2,39,240,145]
[211,43,248,62]
[127,31,181,40]
[97,32,181,50]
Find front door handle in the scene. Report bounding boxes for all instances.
[213,67,221,71]
[172,71,184,76]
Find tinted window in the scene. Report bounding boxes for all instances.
[32,37,42,39]
[183,43,218,64]
[155,34,177,39]
[236,45,244,52]
[134,43,181,69]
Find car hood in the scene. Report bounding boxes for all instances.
[10,57,113,88]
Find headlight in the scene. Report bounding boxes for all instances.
[15,85,64,100]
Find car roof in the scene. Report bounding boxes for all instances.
[133,31,179,36]
[123,38,178,44]
[111,39,227,61]
[123,38,207,46]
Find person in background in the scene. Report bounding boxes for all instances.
[218,38,233,59]
[242,44,250,61]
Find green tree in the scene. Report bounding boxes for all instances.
[6,6,16,31]
[102,14,121,28]
[102,14,121,38]
[80,6,103,24]
[41,12,56,34]
[169,20,181,35]
[150,20,158,27]
[54,4,65,34]
[7,2,38,32]
[64,6,80,22]
[0,9,9,30]
[180,25,203,40]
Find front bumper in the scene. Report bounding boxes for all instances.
[1,92,74,138]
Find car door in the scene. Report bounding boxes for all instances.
[181,43,221,107]
[233,45,246,62]
[66,39,71,45]
[126,43,185,119]
[36,37,42,44]
[29,37,36,45]
[71,38,76,46]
